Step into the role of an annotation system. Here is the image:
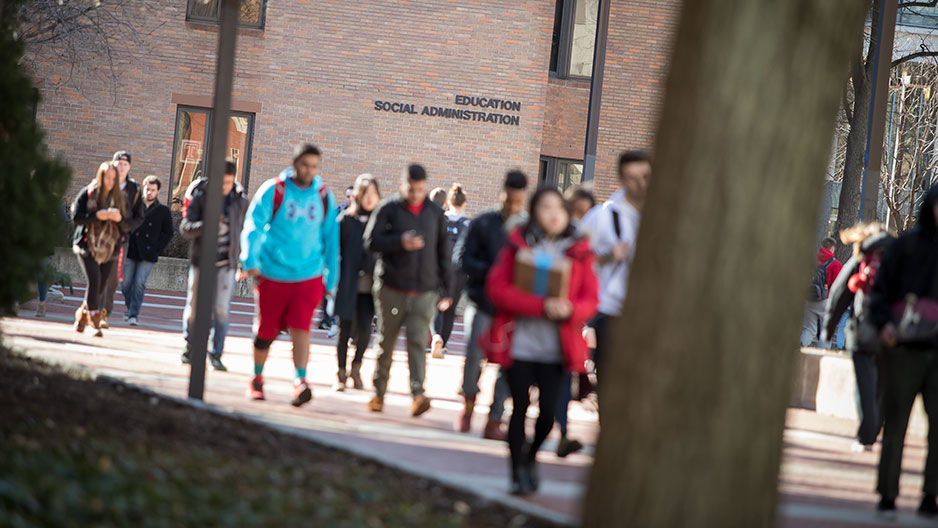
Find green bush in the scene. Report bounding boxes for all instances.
[0,1,72,314]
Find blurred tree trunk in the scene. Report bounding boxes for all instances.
[582,2,867,527]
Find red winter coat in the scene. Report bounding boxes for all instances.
[482,228,599,373]
[817,247,842,292]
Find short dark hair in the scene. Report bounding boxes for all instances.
[503,170,528,190]
[292,143,321,163]
[618,150,651,175]
[224,158,237,176]
[112,150,132,164]
[821,237,836,250]
[429,187,446,206]
[564,185,595,208]
[406,163,427,182]
[142,175,161,189]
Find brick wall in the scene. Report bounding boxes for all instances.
[29,1,679,211]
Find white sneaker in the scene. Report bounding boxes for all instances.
[431,334,445,359]
[327,322,339,339]
[851,442,873,453]
[128,317,138,326]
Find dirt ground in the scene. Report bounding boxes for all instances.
[0,349,560,527]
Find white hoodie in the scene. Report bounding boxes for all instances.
[580,188,640,316]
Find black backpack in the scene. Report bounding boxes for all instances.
[447,216,470,244]
[809,257,835,301]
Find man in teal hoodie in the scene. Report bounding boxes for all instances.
[239,144,340,407]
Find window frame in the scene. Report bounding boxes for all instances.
[168,105,256,208]
[539,156,584,191]
[549,0,595,80]
[185,0,267,30]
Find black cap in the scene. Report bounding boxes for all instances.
[113,151,132,164]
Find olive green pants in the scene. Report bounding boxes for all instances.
[372,284,437,398]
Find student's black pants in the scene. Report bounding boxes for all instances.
[77,253,116,312]
[507,360,564,473]
[336,293,375,372]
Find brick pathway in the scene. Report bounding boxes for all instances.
[4,286,937,526]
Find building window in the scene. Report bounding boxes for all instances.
[186,0,266,29]
[898,5,938,28]
[539,156,584,191]
[549,0,599,79]
[168,106,255,210]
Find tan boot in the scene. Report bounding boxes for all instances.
[74,305,88,333]
[99,308,109,329]
[367,395,384,412]
[333,369,347,392]
[410,394,431,417]
[89,311,104,337]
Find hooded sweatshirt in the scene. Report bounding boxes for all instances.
[239,167,339,290]
[579,188,640,316]
[816,247,843,294]
[870,183,938,338]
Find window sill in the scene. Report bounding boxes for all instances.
[548,74,592,88]
[185,20,265,35]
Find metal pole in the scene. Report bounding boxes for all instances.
[860,0,897,222]
[582,0,611,183]
[188,0,240,400]
[886,79,906,229]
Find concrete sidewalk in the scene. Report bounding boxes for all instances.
[5,287,938,526]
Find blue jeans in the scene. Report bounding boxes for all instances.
[121,259,156,318]
[460,301,509,422]
[183,266,236,357]
[36,256,50,302]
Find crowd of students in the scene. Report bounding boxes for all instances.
[65,144,649,494]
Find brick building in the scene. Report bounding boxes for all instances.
[30,0,679,212]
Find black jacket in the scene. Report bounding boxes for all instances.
[455,208,510,315]
[179,180,249,267]
[870,184,938,344]
[70,184,132,259]
[122,178,146,234]
[128,200,173,262]
[335,210,376,319]
[363,196,451,296]
[822,232,893,353]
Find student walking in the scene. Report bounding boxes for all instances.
[121,175,173,325]
[803,237,843,347]
[579,151,649,383]
[71,162,131,337]
[333,174,381,391]
[453,170,528,439]
[823,223,893,453]
[483,187,598,495]
[101,150,145,328]
[870,184,938,518]
[430,183,470,359]
[364,164,452,417]
[179,159,249,372]
[240,144,339,406]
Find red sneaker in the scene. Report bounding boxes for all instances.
[249,375,265,400]
[291,379,312,407]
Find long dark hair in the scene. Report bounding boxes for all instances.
[348,173,380,216]
[523,186,576,240]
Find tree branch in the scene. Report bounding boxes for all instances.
[898,1,938,7]
[893,50,938,67]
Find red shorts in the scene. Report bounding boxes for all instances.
[254,276,325,340]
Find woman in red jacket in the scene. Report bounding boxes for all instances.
[483,186,598,495]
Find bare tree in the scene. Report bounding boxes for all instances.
[582,1,867,525]
[14,0,154,101]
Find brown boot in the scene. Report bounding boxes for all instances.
[367,395,384,412]
[89,311,104,337]
[74,305,88,333]
[456,395,475,433]
[349,362,364,390]
[410,394,431,417]
[99,308,109,329]
[483,418,507,441]
[333,369,347,392]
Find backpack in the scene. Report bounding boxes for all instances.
[270,176,330,221]
[809,257,835,301]
[446,215,469,244]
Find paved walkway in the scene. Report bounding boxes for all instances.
[4,286,937,526]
